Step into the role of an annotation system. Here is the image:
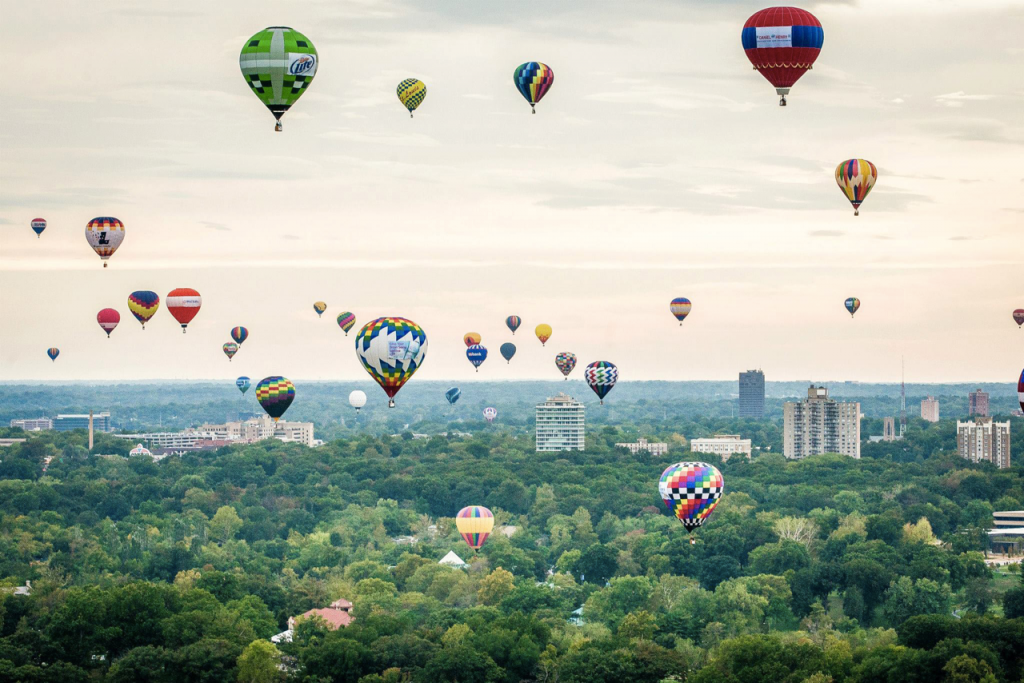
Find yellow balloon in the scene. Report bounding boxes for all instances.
[455,506,494,551]
[397,78,427,118]
[535,324,552,346]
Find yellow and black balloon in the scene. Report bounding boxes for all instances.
[397,79,427,118]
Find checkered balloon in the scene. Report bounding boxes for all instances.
[584,360,618,403]
[659,462,724,532]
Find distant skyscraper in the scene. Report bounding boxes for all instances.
[783,385,860,459]
[739,370,765,418]
[535,393,585,452]
[921,397,940,422]
[957,417,1010,469]
[969,389,990,417]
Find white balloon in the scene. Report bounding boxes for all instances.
[349,390,367,411]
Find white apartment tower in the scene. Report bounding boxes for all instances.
[535,393,585,452]
[783,385,861,459]
[956,417,1011,469]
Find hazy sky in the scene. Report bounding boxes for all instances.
[1,0,1022,385]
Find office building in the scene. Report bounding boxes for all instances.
[54,412,110,432]
[993,511,1024,530]
[921,397,939,423]
[535,393,585,452]
[690,435,752,461]
[739,370,765,418]
[783,385,861,459]
[956,417,1010,469]
[969,389,989,417]
[115,415,317,449]
[9,418,53,431]
[614,438,668,456]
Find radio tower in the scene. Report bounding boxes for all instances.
[899,357,907,439]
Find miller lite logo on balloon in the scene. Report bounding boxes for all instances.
[289,54,316,76]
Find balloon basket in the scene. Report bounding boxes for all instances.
[103,263,108,268]
[689,536,696,546]
[388,399,395,408]
[275,121,282,132]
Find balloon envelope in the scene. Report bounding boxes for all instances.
[313,301,327,317]
[337,312,356,335]
[97,308,120,337]
[231,326,249,344]
[500,342,516,363]
[483,407,497,423]
[349,390,367,410]
[240,27,318,131]
[355,317,428,407]
[514,62,554,112]
[47,347,59,362]
[836,159,877,216]
[223,342,239,360]
[167,288,202,332]
[585,361,618,404]
[845,297,860,317]
[128,291,160,328]
[397,78,427,116]
[555,352,577,378]
[742,7,823,104]
[535,324,552,346]
[456,506,494,550]
[466,344,488,370]
[464,332,482,347]
[86,217,125,267]
[670,297,692,324]
[659,462,724,532]
[445,387,461,405]
[236,376,251,394]
[255,376,295,421]
[1019,369,1024,413]
[506,316,522,334]
[31,218,46,237]
[1014,309,1024,327]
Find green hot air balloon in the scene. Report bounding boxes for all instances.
[240,27,318,132]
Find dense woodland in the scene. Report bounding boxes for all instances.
[2,408,1024,683]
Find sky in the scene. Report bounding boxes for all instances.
[1,0,1022,385]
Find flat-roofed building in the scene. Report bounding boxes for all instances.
[956,417,1011,469]
[921,397,939,423]
[54,412,110,432]
[9,418,53,431]
[739,370,765,418]
[783,385,860,459]
[690,434,753,461]
[615,438,668,456]
[993,511,1024,530]
[536,393,585,452]
[969,389,989,417]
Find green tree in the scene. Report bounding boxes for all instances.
[236,640,283,683]
[209,506,244,544]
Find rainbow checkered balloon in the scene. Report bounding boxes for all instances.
[255,376,295,421]
[658,462,724,532]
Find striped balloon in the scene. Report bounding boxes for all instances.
[555,352,577,379]
[483,407,497,423]
[506,316,522,334]
[255,376,295,421]
[223,342,239,361]
[845,297,860,318]
[741,7,823,106]
[337,312,356,336]
[456,506,494,551]
[659,462,724,535]
[31,218,46,238]
[585,360,618,404]
[397,78,427,117]
[97,308,120,338]
[231,326,249,344]
[835,159,877,216]
[128,291,160,329]
[513,62,554,113]
[466,344,488,372]
[47,347,59,362]
[670,297,692,325]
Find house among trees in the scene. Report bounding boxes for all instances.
[273,598,354,643]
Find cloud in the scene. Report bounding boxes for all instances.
[810,230,844,238]
[199,221,229,232]
[935,91,995,107]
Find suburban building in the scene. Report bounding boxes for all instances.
[921,397,940,422]
[969,389,990,417]
[738,370,765,418]
[989,512,1024,555]
[115,415,317,450]
[9,418,53,431]
[783,385,861,459]
[993,511,1024,530]
[54,412,110,432]
[690,434,753,461]
[956,417,1011,469]
[614,437,668,456]
[275,598,354,643]
[535,393,585,452]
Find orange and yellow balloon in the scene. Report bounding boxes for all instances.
[535,324,552,346]
[464,332,482,348]
[835,159,877,216]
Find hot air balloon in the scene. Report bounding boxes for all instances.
[500,343,517,364]
[670,297,692,325]
[535,324,552,346]
[255,376,295,421]
[555,352,577,379]
[85,217,125,267]
[167,288,202,333]
[1018,369,1024,413]
[349,390,367,412]
[514,62,554,113]
[845,297,860,318]
[506,316,522,334]
[464,332,482,347]
[585,360,618,405]
[97,308,120,338]
[236,376,251,395]
[1013,309,1024,328]
[836,159,877,216]
[240,27,318,131]
[397,78,427,117]
[337,312,356,336]
[127,291,160,329]
[742,7,823,106]
[466,344,488,372]
[659,462,724,544]
[483,407,497,423]
[31,218,46,238]
[355,317,428,408]
[231,326,249,345]
[446,387,462,405]
[47,348,59,362]
[313,302,327,318]
[223,342,239,361]
[456,506,494,551]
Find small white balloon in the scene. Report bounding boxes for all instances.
[349,390,367,411]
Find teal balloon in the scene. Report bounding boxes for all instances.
[500,343,517,364]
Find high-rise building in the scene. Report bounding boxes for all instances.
[54,412,110,432]
[921,397,940,422]
[739,370,765,418]
[9,418,53,431]
[969,389,990,417]
[535,393,585,452]
[783,385,861,459]
[690,434,753,461]
[956,417,1010,469]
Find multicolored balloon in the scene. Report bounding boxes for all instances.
[464,332,482,347]
[585,360,618,405]
[446,387,461,405]
[1018,369,1024,413]
[514,62,554,113]
[506,316,522,334]
[349,390,367,412]
[670,297,692,325]
[555,352,577,379]
[31,218,46,238]
[845,297,860,318]
[456,505,494,551]
[240,27,318,132]
[167,288,202,333]
[223,342,239,361]
[355,317,427,408]
[836,159,878,216]
[535,324,552,346]
[337,312,356,336]
[500,342,517,364]
[483,407,497,423]
[47,347,59,362]
[397,78,427,117]
[86,217,125,267]
[236,376,251,394]
[1013,309,1024,328]
[313,301,327,318]
[255,376,295,421]
[659,462,724,542]
[128,291,160,329]
[742,7,823,106]
[231,326,249,345]
[467,344,488,372]
[97,308,120,338]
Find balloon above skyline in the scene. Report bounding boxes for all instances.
[585,360,618,404]
[355,317,428,407]
[555,352,577,379]
[167,288,202,333]
[236,376,250,395]
[466,344,487,372]
[255,375,295,421]
[1013,310,1024,328]
[313,302,327,318]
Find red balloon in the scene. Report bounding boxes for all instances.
[97,308,120,338]
[1013,309,1024,327]
[167,288,202,333]
[742,7,823,106]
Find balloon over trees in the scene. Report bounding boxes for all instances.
[337,312,356,336]
[85,217,125,267]
[255,376,295,421]
[555,352,577,379]
[670,297,692,325]
[466,345,487,372]
[659,462,724,544]
[240,27,318,132]
[355,317,428,408]
[167,288,202,333]
[741,7,823,106]
[464,332,482,347]
[456,506,494,551]
[483,407,497,423]
[585,361,618,405]
[500,343,517,364]
[513,62,554,113]
[231,327,249,345]
[506,316,522,334]
[47,348,59,362]
[836,159,878,216]
[445,387,461,405]
[313,302,327,318]
[128,291,160,329]
[845,297,860,318]
[397,78,427,117]
[97,309,120,338]
[349,390,367,412]
[535,324,552,346]
[236,376,251,394]
[1018,369,1024,413]
[31,218,46,238]
[223,342,239,361]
